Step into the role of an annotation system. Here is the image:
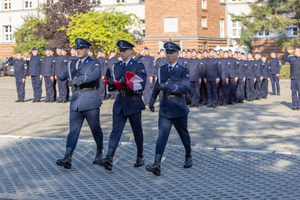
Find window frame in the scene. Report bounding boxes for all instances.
[202,17,207,27]
[24,0,33,9]
[202,0,207,9]
[4,0,12,10]
[231,20,241,38]
[4,25,12,42]
[164,17,178,33]
[220,19,225,38]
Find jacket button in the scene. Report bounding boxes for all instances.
[94,96,95,97]
[168,79,170,80]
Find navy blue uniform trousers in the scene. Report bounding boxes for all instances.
[261,79,269,98]
[98,79,106,100]
[236,79,245,102]
[270,74,280,94]
[143,80,154,104]
[254,79,262,99]
[156,115,191,155]
[31,76,42,100]
[108,110,143,150]
[67,108,103,149]
[218,80,229,104]
[206,81,218,106]
[200,81,207,104]
[16,78,25,100]
[291,79,300,108]
[57,79,68,101]
[246,79,255,101]
[44,76,55,100]
[229,78,237,103]
[190,81,201,105]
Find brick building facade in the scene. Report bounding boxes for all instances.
[138,0,227,57]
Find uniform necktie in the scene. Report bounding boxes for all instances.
[79,60,82,66]
[169,66,172,72]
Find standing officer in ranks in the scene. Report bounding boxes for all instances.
[134,47,155,105]
[56,38,103,169]
[99,40,147,171]
[97,49,107,100]
[282,46,300,110]
[245,53,255,101]
[62,48,67,56]
[29,47,43,102]
[269,51,281,95]
[41,48,55,102]
[253,52,263,100]
[235,52,246,103]
[227,50,238,104]
[200,49,209,105]
[154,49,167,79]
[217,50,229,106]
[204,48,220,108]
[8,52,27,102]
[53,47,69,103]
[261,55,270,98]
[106,50,119,99]
[188,49,202,107]
[146,42,192,176]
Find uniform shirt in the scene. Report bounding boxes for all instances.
[227,57,238,79]
[204,58,221,81]
[253,59,263,78]
[8,57,27,79]
[177,57,188,67]
[261,62,270,79]
[53,55,68,76]
[153,57,167,77]
[268,58,281,75]
[244,60,255,79]
[187,57,201,82]
[219,58,229,80]
[97,57,107,78]
[235,59,246,79]
[134,54,155,77]
[282,53,300,80]
[29,55,42,76]
[41,55,54,77]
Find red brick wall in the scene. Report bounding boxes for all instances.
[0,44,17,59]
[251,40,287,61]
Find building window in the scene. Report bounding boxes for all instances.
[257,30,270,37]
[116,0,125,3]
[202,17,207,27]
[46,0,53,4]
[202,0,207,9]
[4,0,11,10]
[231,20,241,37]
[164,17,178,32]
[231,0,242,1]
[220,19,225,38]
[4,26,12,42]
[24,1,32,8]
[286,25,299,37]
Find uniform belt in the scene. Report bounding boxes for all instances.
[75,87,97,92]
[118,90,142,97]
[163,93,185,99]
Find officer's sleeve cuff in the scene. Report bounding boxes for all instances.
[75,76,86,86]
[164,84,177,93]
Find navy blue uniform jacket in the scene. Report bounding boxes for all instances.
[282,53,300,80]
[151,63,190,119]
[59,56,102,112]
[8,57,27,79]
[109,58,147,116]
[41,55,55,77]
[153,57,167,77]
[269,58,281,75]
[29,55,42,76]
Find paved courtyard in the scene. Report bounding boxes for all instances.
[0,77,300,199]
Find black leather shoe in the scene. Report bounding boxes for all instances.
[21,100,25,102]
[56,147,74,169]
[145,154,162,176]
[277,93,280,96]
[223,103,227,106]
[104,148,115,171]
[32,100,36,102]
[292,107,297,110]
[45,99,50,102]
[57,100,63,103]
[212,105,217,108]
[134,146,144,167]
[189,103,195,107]
[206,104,212,108]
[36,100,40,102]
[93,144,104,165]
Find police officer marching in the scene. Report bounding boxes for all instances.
[146,42,192,176]
[98,40,147,171]
[8,52,27,102]
[56,38,104,169]
[29,47,43,102]
[97,49,107,100]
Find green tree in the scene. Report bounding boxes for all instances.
[13,14,48,57]
[231,0,300,49]
[61,7,140,55]
[240,27,252,52]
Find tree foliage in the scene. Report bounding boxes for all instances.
[231,0,300,48]
[35,0,100,50]
[62,7,140,55]
[13,14,48,57]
